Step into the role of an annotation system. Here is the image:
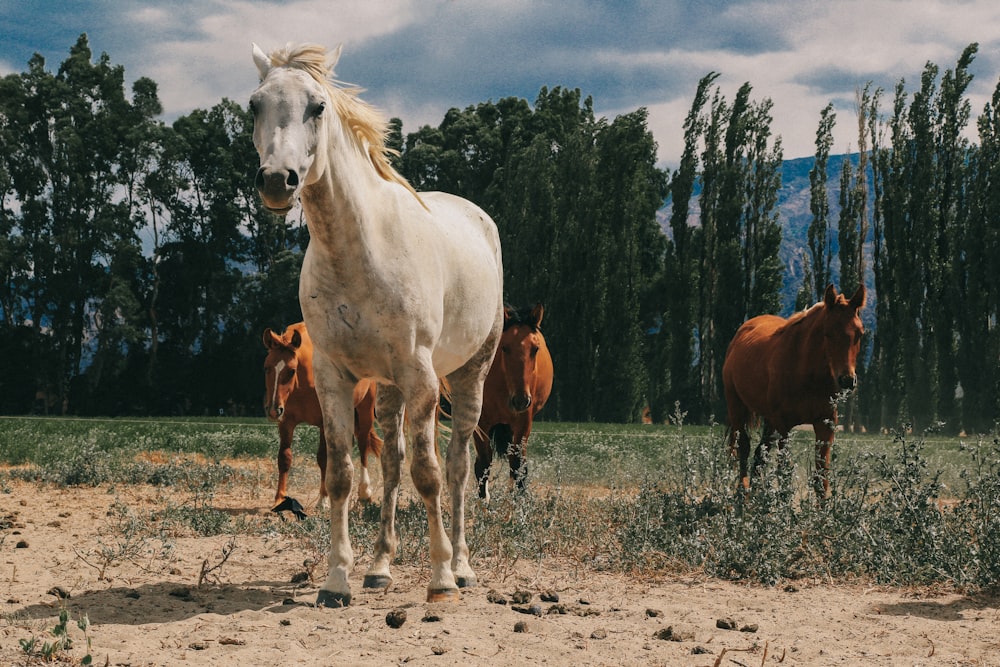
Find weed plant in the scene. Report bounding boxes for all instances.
[19,607,92,665]
[4,416,1000,591]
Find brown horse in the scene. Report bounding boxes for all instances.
[263,322,383,506]
[722,284,866,499]
[474,304,554,501]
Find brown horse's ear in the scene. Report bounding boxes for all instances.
[263,328,280,349]
[823,284,838,308]
[289,329,303,349]
[849,284,866,311]
[530,303,544,329]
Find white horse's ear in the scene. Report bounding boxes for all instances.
[327,44,343,72]
[252,42,271,80]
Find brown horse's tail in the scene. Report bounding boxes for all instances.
[367,430,384,458]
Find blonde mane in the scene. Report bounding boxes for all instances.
[266,44,425,208]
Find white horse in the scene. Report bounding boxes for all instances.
[249,43,504,607]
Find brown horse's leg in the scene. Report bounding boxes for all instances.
[736,428,752,491]
[275,421,295,504]
[473,425,494,501]
[813,422,835,501]
[751,421,778,482]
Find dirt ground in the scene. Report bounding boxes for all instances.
[3,477,1000,667]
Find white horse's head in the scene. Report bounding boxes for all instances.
[249,43,341,214]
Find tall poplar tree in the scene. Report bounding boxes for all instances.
[806,103,836,302]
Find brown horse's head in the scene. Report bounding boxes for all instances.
[821,284,867,391]
[262,325,306,422]
[498,304,547,413]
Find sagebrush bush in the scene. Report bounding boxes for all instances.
[5,417,1000,591]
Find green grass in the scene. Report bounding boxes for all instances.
[3,415,1000,590]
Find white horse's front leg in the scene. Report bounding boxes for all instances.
[405,372,459,602]
[363,384,404,589]
[445,337,497,589]
[313,377,357,608]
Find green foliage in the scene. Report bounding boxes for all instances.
[4,417,1000,589]
[19,607,93,665]
[5,36,1000,434]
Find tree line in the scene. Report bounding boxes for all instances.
[1,35,998,433]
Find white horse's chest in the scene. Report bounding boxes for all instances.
[298,237,497,380]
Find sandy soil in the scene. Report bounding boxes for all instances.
[3,478,1000,667]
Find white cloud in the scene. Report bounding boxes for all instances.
[127,0,422,117]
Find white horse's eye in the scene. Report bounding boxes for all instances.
[313,101,326,118]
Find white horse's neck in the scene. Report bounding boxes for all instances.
[299,123,387,257]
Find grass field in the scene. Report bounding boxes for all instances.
[2,415,999,590]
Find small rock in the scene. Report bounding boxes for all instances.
[511,589,532,604]
[46,520,61,528]
[645,608,663,618]
[15,540,28,549]
[547,604,568,615]
[783,584,799,593]
[691,646,712,655]
[386,608,407,628]
[421,613,442,623]
[280,619,291,626]
[740,623,759,633]
[578,598,592,605]
[653,625,695,642]
[513,621,529,633]
[290,571,309,583]
[539,590,559,603]
[486,589,507,605]
[6,598,21,604]
[716,617,738,630]
[47,586,70,599]
[590,628,608,640]
[431,646,448,655]
[512,604,543,616]
[573,606,600,617]
[282,598,297,605]
[188,641,209,650]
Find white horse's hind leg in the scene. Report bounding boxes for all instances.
[363,384,404,589]
[313,374,357,608]
[445,330,499,588]
[403,367,459,602]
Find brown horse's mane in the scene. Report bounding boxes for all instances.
[265,43,426,209]
[503,304,541,332]
[781,292,850,332]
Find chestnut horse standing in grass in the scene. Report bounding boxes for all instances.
[474,304,553,502]
[722,284,866,499]
[263,323,383,506]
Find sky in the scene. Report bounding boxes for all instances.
[3,0,1000,167]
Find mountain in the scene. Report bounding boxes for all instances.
[658,153,868,317]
